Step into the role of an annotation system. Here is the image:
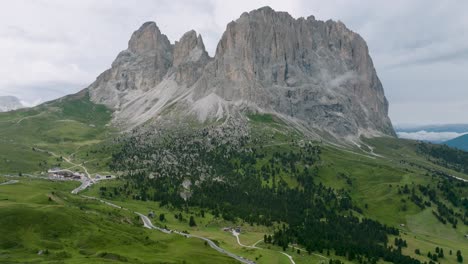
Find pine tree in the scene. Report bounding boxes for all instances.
[438,248,444,258]
[457,250,463,263]
[189,216,196,227]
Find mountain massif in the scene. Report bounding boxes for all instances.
[2,7,467,264]
[88,6,394,140]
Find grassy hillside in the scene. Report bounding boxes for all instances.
[319,139,468,264]
[1,105,467,264]
[82,137,468,264]
[445,134,468,151]
[103,114,467,264]
[0,91,115,175]
[0,176,239,264]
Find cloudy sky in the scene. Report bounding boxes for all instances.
[0,0,467,125]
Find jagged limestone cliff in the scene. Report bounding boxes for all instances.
[88,6,394,140]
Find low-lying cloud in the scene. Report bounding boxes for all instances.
[397,131,468,143]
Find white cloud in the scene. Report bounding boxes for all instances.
[397,131,468,143]
[20,98,42,108]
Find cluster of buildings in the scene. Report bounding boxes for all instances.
[223,226,242,233]
[47,168,84,180]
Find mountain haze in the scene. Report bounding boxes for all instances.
[0,96,23,112]
[88,7,394,141]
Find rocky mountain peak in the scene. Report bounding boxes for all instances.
[171,30,210,87]
[87,7,395,141]
[89,21,173,109]
[173,30,209,66]
[128,22,171,55]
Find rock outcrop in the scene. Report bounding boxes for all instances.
[89,22,173,109]
[87,6,395,140]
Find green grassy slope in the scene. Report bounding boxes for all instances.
[445,134,468,151]
[89,114,467,264]
[0,176,238,264]
[318,139,467,264]
[1,107,467,264]
[0,91,115,175]
[82,179,356,264]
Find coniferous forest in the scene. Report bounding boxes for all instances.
[104,126,467,264]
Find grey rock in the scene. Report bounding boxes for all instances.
[172,30,210,87]
[88,22,173,110]
[86,6,395,140]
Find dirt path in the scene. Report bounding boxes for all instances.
[233,231,296,264]
[34,147,91,179]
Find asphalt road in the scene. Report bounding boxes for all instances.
[72,162,254,263]
[71,178,93,194]
[137,212,255,264]
[82,195,255,264]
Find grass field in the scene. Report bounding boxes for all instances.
[0,176,240,264]
[317,138,468,264]
[82,178,361,264]
[0,91,115,175]
[1,100,467,263]
[1,143,466,264]
[248,116,468,263]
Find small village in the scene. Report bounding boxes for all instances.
[47,168,115,194]
[47,168,114,181]
[47,168,84,180]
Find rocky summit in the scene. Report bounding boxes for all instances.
[88,6,394,141]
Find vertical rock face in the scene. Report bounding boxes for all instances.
[172,30,210,87]
[192,7,393,137]
[86,7,395,140]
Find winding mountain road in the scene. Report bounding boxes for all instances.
[233,231,296,264]
[81,195,255,264]
[71,178,93,194]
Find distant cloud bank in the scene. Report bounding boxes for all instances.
[397,131,468,143]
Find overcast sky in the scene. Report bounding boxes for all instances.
[0,0,467,125]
